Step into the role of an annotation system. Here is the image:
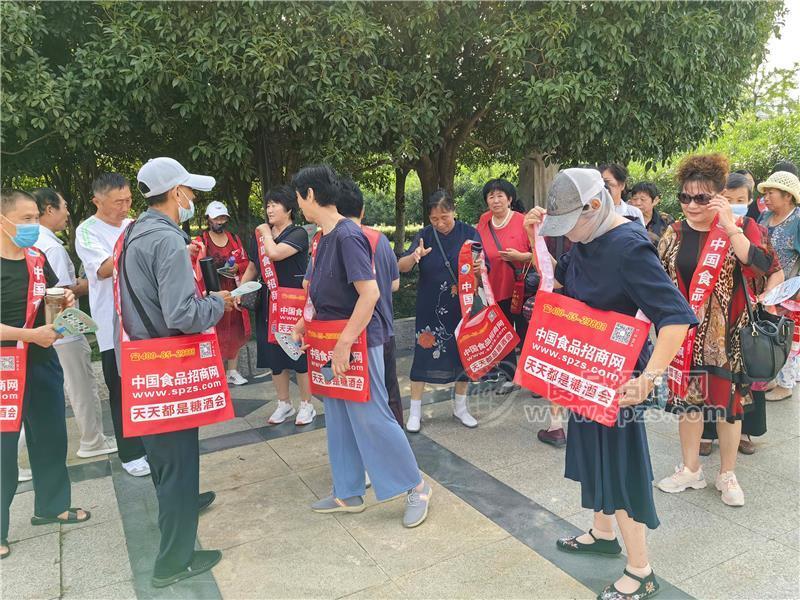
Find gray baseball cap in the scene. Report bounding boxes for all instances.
[539,168,608,237]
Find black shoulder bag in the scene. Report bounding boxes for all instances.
[737,267,795,382]
[487,221,539,296]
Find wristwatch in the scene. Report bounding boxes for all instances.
[726,226,744,238]
[642,370,665,387]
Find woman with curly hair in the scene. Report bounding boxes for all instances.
[656,154,779,507]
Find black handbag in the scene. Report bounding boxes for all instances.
[737,268,795,382]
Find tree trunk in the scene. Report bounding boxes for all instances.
[393,165,409,254]
[415,140,458,215]
[531,153,560,208]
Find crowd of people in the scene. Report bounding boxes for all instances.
[1,153,798,600]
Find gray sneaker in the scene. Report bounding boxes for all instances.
[403,482,432,528]
[311,494,365,514]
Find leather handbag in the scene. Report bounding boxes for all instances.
[737,268,795,382]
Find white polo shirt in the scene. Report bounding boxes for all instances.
[75,215,132,352]
[35,226,80,345]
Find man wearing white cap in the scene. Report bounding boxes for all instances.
[115,157,234,587]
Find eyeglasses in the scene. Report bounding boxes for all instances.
[677,192,713,205]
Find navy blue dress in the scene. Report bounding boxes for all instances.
[403,221,482,384]
[557,222,697,529]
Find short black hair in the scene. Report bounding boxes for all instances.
[337,177,364,219]
[599,163,629,184]
[427,189,455,215]
[145,191,169,207]
[30,188,64,215]
[772,161,798,176]
[290,164,340,207]
[482,178,516,203]
[726,172,753,193]
[629,182,660,200]
[1,188,36,214]
[92,172,129,196]
[264,185,298,220]
[734,168,754,178]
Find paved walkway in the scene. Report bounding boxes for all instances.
[3,353,799,599]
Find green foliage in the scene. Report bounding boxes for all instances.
[628,111,800,218]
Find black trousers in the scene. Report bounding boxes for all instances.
[1,357,71,541]
[495,298,530,382]
[100,349,147,463]
[141,427,200,577]
[383,337,404,427]
[702,390,767,440]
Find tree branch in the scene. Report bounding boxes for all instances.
[1,131,57,156]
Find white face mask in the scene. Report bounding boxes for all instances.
[730,203,749,217]
[565,188,618,244]
[178,190,195,223]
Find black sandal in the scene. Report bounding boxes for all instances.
[31,508,91,526]
[556,528,622,556]
[1,539,9,560]
[597,568,660,600]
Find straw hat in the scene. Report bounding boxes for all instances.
[758,171,800,204]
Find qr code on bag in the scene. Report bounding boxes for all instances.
[0,356,16,371]
[199,342,213,359]
[611,323,634,345]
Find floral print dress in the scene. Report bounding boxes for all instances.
[403,221,481,384]
[760,207,800,388]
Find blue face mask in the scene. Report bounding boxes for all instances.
[3,222,40,248]
[730,203,749,217]
[178,191,195,223]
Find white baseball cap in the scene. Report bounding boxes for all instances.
[205,201,230,219]
[136,157,216,198]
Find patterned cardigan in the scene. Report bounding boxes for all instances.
[657,218,780,388]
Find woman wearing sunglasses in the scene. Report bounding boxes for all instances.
[656,154,778,507]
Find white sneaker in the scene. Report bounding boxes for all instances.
[77,435,119,459]
[406,414,421,433]
[227,369,248,386]
[453,409,478,428]
[715,471,745,506]
[122,456,151,477]
[295,401,316,426]
[17,467,32,482]
[656,464,706,493]
[268,401,296,424]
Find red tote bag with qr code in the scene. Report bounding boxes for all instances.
[514,224,649,427]
[113,228,234,437]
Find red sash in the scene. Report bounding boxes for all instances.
[455,241,519,379]
[667,217,729,397]
[0,249,47,432]
[197,231,251,339]
[113,229,234,437]
[306,319,370,401]
[256,228,307,343]
[514,224,649,426]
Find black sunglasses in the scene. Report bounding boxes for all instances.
[677,192,713,205]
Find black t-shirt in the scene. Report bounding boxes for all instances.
[1,256,59,363]
[246,225,310,314]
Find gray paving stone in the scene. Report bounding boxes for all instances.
[198,472,324,550]
[0,532,60,600]
[776,528,800,551]
[680,540,800,600]
[199,440,291,492]
[268,428,330,471]
[392,536,593,599]
[61,519,132,596]
[62,579,136,599]
[210,520,388,599]
[5,490,59,543]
